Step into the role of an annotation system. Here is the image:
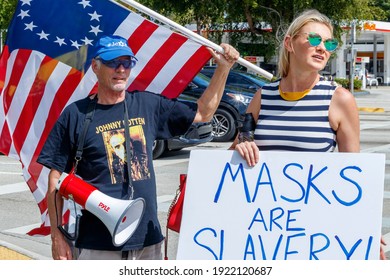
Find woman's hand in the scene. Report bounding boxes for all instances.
[234,141,259,167]
[380,236,387,260]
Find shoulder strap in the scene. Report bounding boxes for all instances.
[123,95,134,199]
[74,95,97,171]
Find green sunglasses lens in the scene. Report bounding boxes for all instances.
[307,33,322,46]
[324,39,338,52]
[307,33,338,52]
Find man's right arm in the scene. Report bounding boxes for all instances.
[48,169,73,260]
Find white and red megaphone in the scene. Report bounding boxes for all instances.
[56,173,145,247]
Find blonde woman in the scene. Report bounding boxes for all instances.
[231,9,386,260]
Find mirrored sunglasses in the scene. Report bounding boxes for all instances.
[304,32,338,52]
[98,58,137,69]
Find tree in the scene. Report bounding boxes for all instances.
[222,0,387,58]
[138,0,227,33]
[137,0,388,64]
[3,1,387,63]
[0,0,17,46]
[374,0,390,21]
[0,0,17,29]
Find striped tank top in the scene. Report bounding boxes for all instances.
[254,79,338,152]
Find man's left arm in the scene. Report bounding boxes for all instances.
[193,44,239,123]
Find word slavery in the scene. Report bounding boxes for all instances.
[191,161,376,260]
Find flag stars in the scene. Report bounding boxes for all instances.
[24,21,37,31]
[89,11,102,21]
[78,0,91,9]
[17,9,30,20]
[70,40,82,49]
[89,25,102,36]
[20,0,103,50]
[81,37,93,46]
[20,0,32,6]
[54,37,67,46]
[37,30,49,40]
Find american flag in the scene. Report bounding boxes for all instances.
[0,0,211,235]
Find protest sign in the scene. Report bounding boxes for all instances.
[176,150,385,260]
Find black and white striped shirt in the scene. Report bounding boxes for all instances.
[255,79,338,152]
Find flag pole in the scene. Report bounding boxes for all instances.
[119,0,273,80]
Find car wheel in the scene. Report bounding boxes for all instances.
[152,140,166,159]
[211,108,236,142]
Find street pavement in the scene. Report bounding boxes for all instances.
[0,86,390,260]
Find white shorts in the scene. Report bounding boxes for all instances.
[76,241,163,260]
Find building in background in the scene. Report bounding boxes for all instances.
[187,20,390,85]
[333,20,390,85]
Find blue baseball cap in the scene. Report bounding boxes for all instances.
[94,35,137,61]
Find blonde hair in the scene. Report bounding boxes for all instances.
[278,9,334,78]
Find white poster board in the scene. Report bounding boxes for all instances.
[176,150,385,260]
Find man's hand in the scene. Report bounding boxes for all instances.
[208,43,240,69]
[51,228,73,260]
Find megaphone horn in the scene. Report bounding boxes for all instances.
[56,173,145,247]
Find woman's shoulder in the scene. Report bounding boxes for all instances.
[332,85,356,107]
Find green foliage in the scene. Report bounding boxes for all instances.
[354,79,363,90]
[0,0,17,30]
[138,0,227,32]
[0,0,17,46]
[374,0,390,21]
[334,78,349,88]
[0,0,16,45]
[137,0,390,65]
[223,0,388,52]
[334,78,362,90]
[2,0,387,66]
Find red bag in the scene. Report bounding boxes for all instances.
[167,174,187,232]
[164,174,186,259]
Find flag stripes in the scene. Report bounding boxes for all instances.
[160,46,211,98]
[0,0,211,236]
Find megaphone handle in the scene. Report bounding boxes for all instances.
[54,189,81,241]
[57,214,81,241]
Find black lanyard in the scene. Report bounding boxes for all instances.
[123,96,134,200]
[74,94,134,199]
[73,94,97,173]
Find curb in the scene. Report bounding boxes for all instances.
[358,107,385,113]
[0,241,50,260]
[0,246,31,260]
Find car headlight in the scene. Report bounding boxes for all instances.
[226,93,253,105]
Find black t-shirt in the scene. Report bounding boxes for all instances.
[37,91,197,250]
